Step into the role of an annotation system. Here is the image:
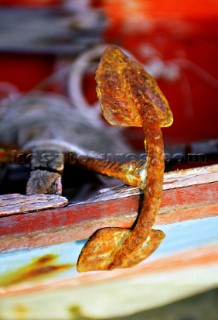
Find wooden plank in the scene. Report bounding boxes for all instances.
[0,169,217,252]
[0,165,218,252]
[0,214,217,294]
[0,213,217,318]
[0,242,217,319]
[0,194,68,217]
[163,163,218,189]
[1,243,217,297]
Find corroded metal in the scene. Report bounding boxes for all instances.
[77,46,173,271]
[74,156,147,189]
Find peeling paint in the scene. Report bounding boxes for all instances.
[0,254,74,287]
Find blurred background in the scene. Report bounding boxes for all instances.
[0,1,217,319]
[0,0,218,200]
[0,0,217,146]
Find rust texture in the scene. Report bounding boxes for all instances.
[77,46,173,271]
[75,156,147,189]
[0,254,73,287]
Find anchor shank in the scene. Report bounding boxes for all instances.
[108,103,165,269]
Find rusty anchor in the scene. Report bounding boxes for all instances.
[77,46,173,271]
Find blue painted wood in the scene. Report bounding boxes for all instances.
[0,216,217,281]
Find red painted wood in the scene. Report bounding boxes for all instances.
[0,182,217,252]
[162,182,217,208]
[0,182,217,236]
[0,196,139,236]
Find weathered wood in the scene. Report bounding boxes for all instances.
[0,164,217,217]
[0,241,217,320]
[0,194,68,217]
[0,165,217,253]
[163,164,218,189]
[0,211,217,318]
[1,244,217,296]
[83,164,218,202]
